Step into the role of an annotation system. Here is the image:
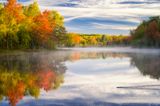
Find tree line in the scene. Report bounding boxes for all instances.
[65,33,130,47]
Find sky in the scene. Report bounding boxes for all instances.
[21,0,160,35]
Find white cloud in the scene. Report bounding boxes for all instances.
[92,23,137,31]
[40,6,160,22]
[38,0,160,34]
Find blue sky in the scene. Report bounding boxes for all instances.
[21,0,160,35]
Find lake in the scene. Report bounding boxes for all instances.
[0,47,160,106]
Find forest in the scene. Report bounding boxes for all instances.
[0,0,66,49]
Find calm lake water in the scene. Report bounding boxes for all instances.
[0,47,160,106]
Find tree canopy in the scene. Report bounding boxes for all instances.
[130,16,160,47]
[0,0,67,49]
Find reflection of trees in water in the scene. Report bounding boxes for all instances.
[0,52,67,73]
[0,52,67,106]
[69,51,160,81]
[69,52,127,61]
[0,51,159,106]
[130,54,160,80]
[0,51,128,106]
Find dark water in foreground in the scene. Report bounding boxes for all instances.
[0,47,160,106]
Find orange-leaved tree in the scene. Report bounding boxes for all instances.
[5,0,25,23]
[32,11,53,46]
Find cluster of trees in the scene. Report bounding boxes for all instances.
[130,16,160,47]
[0,0,66,49]
[65,33,130,47]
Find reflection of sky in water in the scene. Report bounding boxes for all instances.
[61,57,160,103]
[26,55,160,104]
[1,48,160,106]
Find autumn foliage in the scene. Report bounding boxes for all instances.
[0,0,66,49]
[4,0,24,22]
[130,16,160,47]
[33,11,53,43]
[65,33,130,47]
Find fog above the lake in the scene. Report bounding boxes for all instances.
[61,47,160,54]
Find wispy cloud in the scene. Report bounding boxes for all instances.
[36,0,160,34]
[92,23,137,31]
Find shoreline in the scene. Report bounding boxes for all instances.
[0,47,160,54]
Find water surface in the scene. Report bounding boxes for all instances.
[0,48,160,106]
